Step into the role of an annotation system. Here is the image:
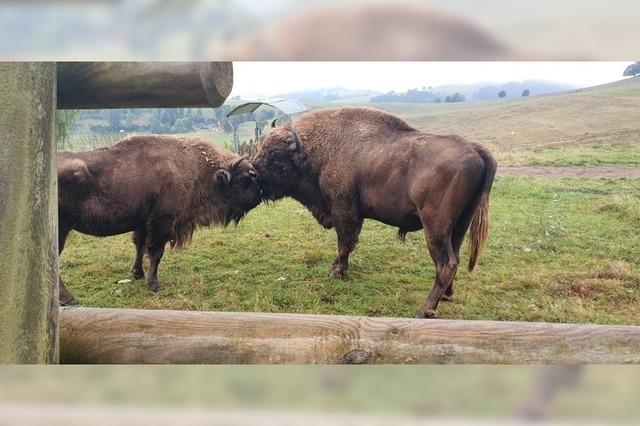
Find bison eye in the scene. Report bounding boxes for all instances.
[272,150,289,161]
[239,176,252,188]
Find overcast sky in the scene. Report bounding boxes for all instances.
[231,62,630,98]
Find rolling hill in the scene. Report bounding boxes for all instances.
[365,77,640,153]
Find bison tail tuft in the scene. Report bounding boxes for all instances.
[397,230,407,243]
[468,193,489,271]
[468,145,497,272]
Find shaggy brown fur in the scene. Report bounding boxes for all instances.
[57,135,261,305]
[253,107,497,318]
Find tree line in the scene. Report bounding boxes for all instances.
[72,106,277,134]
[370,88,466,103]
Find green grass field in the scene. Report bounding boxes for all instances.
[60,177,640,324]
[497,143,640,166]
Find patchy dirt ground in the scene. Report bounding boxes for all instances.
[499,165,640,178]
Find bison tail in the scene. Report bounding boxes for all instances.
[468,145,497,272]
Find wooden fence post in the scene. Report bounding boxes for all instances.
[0,62,58,363]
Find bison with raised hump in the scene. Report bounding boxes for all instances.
[253,107,497,318]
[57,135,262,305]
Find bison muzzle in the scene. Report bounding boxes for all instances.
[57,135,262,305]
[253,107,497,318]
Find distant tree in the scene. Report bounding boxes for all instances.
[150,116,163,134]
[522,89,530,97]
[159,109,178,127]
[498,90,507,98]
[56,110,79,150]
[370,88,440,103]
[192,110,205,126]
[623,62,640,77]
[107,110,122,131]
[173,116,194,133]
[452,92,465,102]
[444,92,465,103]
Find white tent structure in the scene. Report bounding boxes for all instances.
[226,98,308,152]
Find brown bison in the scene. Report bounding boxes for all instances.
[253,107,497,318]
[57,135,261,305]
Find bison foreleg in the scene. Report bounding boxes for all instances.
[145,241,166,292]
[131,229,147,279]
[329,205,363,279]
[59,276,78,306]
[145,222,170,292]
[58,222,78,306]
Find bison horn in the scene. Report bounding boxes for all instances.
[231,155,248,171]
[270,118,278,128]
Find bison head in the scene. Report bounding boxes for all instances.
[215,156,262,224]
[252,124,308,201]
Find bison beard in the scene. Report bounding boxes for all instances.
[253,107,497,318]
[57,135,261,306]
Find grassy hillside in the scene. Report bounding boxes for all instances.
[378,77,640,148]
[320,78,640,166]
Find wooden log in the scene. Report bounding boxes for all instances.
[0,62,58,363]
[59,307,640,364]
[57,62,232,109]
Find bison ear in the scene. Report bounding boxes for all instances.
[215,169,231,188]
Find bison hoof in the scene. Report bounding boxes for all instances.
[59,297,79,307]
[148,282,163,292]
[441,294,454,302]
[131,268,145,280]
[329,268,347,280]
[416,308,437,319]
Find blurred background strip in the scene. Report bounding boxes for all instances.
[0,0,638,60]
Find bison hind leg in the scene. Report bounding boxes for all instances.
[415,213,459,319]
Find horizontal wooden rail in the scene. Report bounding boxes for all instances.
[57,62,232,109]
[59,307,640,364]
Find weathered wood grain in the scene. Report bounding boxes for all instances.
[57,62,232,109]
[0,62,58,363]
[59,307,640,364]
